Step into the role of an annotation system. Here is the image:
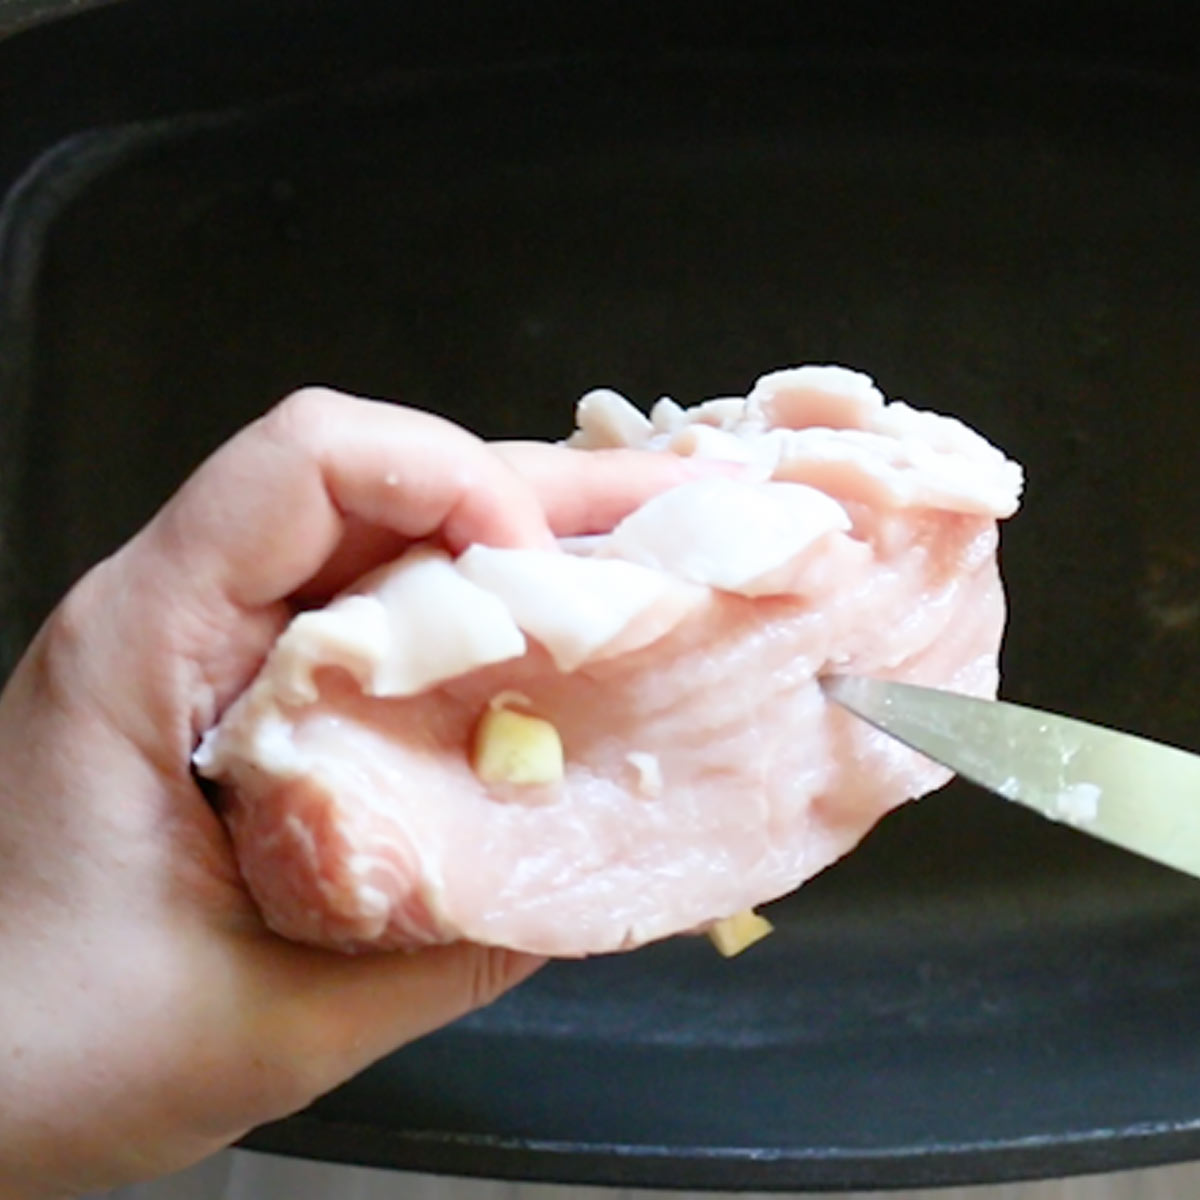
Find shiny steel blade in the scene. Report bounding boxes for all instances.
[822,675,1200,881]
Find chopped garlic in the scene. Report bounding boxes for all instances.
[472,704,564,785]
[708,909,774,957]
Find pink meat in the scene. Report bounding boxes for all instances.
[194,365,1023,956]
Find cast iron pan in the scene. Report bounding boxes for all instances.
[4,0,1200,1189]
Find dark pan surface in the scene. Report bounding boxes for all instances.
[5,23,1200,1190]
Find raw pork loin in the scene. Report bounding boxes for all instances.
[194,366,1023,956]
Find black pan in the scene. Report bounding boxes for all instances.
[4,0,1200,1189]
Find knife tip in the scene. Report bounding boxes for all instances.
[818,673,858,704]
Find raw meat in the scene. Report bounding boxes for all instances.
[194,365,1023,956]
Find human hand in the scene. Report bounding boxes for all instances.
[0,388,708,1199]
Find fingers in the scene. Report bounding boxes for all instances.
[134,389,556,614]
[130,389,740,614]
[300,444,725,599]
[253,939,546,1101]
[495,442,735,537]
[322,943,544,1060]
[290,518,411,605]
[298,443,729,600]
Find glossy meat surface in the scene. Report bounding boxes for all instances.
[195,366,1022,955]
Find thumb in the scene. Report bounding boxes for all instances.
[249,939,546,1100]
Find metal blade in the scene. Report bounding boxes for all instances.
[823,675,1200,881]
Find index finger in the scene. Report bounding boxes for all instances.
[493,441,735,537]
[135,388,555,613]
[294,440,736,598]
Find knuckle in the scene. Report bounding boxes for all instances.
[34,563,113,702]
[262,387,346,448]
[462,946,526,1012]
[43,570,97,655]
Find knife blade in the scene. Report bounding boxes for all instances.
[821,675,1200,881]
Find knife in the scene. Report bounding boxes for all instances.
[821,675,1200,881]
